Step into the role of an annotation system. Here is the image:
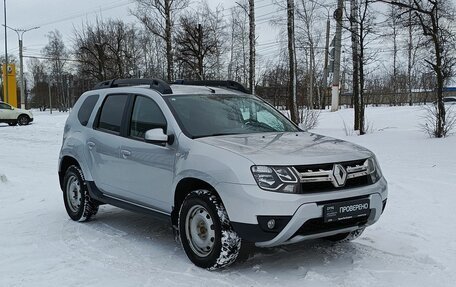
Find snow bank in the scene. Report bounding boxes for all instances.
[0,109,455,287]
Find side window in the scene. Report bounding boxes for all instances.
[77,95,99,126]
[97,95,128,134]
[0,103,11,109]
[130,96,167,139]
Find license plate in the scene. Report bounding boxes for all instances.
[323,198,370,223]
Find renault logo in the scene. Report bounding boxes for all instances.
[332,164,347,187]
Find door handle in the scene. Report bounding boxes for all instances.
[87,141,95,150]
[121,149,131,159]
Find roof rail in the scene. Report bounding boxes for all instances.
[173,80,250,94]
[93,78,173,94]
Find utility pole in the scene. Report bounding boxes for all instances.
[3,0,8,103]
[4,25,39,109]
[331,0,344,112]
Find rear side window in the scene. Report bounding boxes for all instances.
[97,95,128,134]
[77,95,99,126]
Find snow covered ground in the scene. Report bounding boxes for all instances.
[1,106,455,287]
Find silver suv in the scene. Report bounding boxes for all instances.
[58,79,388,269]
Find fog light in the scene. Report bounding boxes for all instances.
[267,219,276,229]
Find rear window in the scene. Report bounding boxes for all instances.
[97,95,128,134]
[77,95,99,126]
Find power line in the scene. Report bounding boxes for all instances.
[23,54,83,63]
[33,0,133,28]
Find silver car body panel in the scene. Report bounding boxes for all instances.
[59,86,388,246]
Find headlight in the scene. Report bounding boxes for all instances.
[251,166,300,193]
[368,156,383,183]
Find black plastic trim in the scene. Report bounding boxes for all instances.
[257,216,292,233]
[382,199,387,214]
[316,195,370,206]
[231,222,278,242]
[93,78,173,94]
[173,79,249,94]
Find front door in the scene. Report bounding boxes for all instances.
[117,95,175,212]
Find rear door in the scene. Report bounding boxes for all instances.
[86,93,130,196]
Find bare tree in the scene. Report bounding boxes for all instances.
[347,0,377,134]
[228,2,249,86]
[387,4,400,105]
[248,0,256,94]
[73,20,141,81]
[42,30,68,109]
[296,0,323,109]
[132,0,189,82]
[287,0,299,123]
[350,0,362,132]
[174,2,224,80]
[379,0,456,137]
[27,58,48,109]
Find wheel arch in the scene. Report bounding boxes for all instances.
[59,156,81,191]
[17,113,30,119]
[171,177,220,227]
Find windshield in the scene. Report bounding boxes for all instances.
[165,94,300,138]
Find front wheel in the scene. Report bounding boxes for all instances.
[178,190,241,270]
[63,165,98,222]
[17,115,30,126]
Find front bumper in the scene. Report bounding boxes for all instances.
[216,177,388,247]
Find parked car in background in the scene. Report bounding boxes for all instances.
[433,97,456,106]
[443,96,456,105]
[0,101,33,126]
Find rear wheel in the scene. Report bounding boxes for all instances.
[17,115,30,126]
[325,228,365,243]
[178,190,241,270]
[63,165,98,222]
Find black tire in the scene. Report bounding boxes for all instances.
[236,241,255,263]
[325,228,365,243]
[63,165,99,222]
[17,114,30,126]
[8,121,17,126]
[178,190,241,270]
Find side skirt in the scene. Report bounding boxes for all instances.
[86,181,171,222]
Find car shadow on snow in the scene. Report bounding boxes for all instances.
[73,205,372,276]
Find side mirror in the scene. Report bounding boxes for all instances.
[144,128,170,145]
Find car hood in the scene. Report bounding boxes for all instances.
[196,132,373,166]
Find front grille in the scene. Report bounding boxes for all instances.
[294,215,369,236]
[294,159,373,193]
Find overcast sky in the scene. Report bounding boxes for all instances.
[1,0,281,66]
